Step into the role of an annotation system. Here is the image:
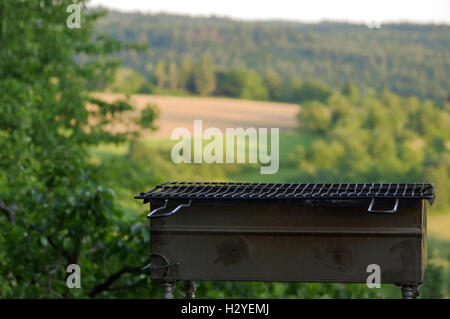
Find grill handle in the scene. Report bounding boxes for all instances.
[142,262,180,271]
[142,254,180,279]
[147,199,192,218]
[368,198,399,214]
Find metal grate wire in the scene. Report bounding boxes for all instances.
[136,182,434,201]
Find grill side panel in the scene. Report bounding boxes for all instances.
[149,203,426,284]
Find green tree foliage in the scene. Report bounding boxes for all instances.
[298,101,332,134]
[108,67,151,94]
[263,69,282,100]
[215,69,245,97]
[167,62,179,90]
[241,70,269,100]
[341,82,360,103]
[154,60,167,89]
[179,57,193,90]
[425,154,450,211]
[295,80,332,104]
[216,69,268,100]
[0,1,158,297]
[193,55,216,96]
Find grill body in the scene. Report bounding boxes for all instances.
[136,182,433,298]
[149,201,426,284]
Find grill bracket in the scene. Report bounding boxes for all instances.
[368,198,399,214]
[147,199,192,218]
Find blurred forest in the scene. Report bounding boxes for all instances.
[94,10,450,102]
[0,2,448,299]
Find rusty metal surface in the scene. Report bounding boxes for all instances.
[148,202,427,285]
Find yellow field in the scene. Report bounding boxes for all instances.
[93,93,299,137]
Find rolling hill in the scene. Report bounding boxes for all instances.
[94,9,450,101]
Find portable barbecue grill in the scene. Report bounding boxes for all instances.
[135,182,434,299]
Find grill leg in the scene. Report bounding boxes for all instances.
[401,285,419,299]
[162,282,175,299]
[184,280,196,299]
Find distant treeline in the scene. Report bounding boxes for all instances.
[104,56,336,104]
[94,9,450,102]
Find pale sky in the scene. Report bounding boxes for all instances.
[89,0,450,24]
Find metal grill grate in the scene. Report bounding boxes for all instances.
[136,182,434,201]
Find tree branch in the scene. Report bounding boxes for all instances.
[87,266,142,298]
[104,277,147,292]
[0,198,16,225]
